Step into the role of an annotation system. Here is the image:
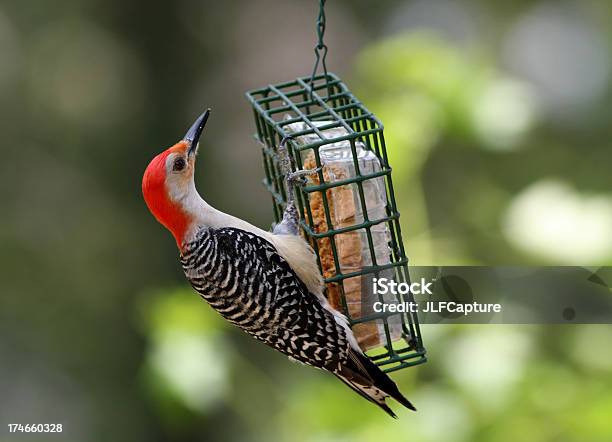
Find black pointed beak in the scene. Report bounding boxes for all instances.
[184,109,211,156]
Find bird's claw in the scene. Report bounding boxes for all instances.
[286,167,322,188]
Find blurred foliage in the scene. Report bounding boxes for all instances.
[1,0,612,441]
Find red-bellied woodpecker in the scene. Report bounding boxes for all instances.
[141,110,416,417]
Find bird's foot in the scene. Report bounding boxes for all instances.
[286,167,322,188]
[273,136,321,236]
[273,201,300,235]
[277,135,322,188]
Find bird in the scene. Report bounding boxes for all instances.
[141,109,416,417]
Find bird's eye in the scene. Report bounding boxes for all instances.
[173,157,186,172]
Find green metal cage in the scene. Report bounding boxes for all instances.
[246,72,426,373]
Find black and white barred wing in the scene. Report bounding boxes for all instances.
[180,227,350,369]
[180,227,416,417]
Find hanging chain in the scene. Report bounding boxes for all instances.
[309,0,331,101]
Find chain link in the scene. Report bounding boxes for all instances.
[309,0,331,101]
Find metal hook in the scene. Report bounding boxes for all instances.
[308,0,331,102]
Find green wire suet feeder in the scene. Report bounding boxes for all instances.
[246,1,426,373]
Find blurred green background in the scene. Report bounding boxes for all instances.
[1,0,612,441]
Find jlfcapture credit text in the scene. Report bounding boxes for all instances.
[372,277,503,315]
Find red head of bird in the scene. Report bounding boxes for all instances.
[142,109,211,248]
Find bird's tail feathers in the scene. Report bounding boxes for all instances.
[334,372,398,418]
[337,349,416,418]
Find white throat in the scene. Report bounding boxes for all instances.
[180,180,271,242]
